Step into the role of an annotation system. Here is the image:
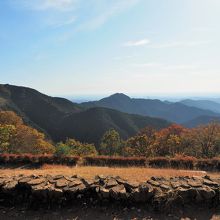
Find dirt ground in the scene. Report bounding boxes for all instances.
[0,165,212,182]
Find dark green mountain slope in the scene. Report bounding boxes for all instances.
[58,107,170,143]
[82,93,220,124]
[0,84,82,136]
[0,84,170,143]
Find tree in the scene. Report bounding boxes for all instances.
[0,111,23,126]
[0,111,55,154]
[151,124,186,157]
[55,138,97,157]
[190,123,220,158]
[99,129,122,156]
[0,124,16,153]
[54,142,71,157]
[125,135,153,157]
[125,126,157,157]
[11,124,55,154]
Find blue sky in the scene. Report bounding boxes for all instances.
[1,0,220,97]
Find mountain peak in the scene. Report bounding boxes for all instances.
[107,93,131,100]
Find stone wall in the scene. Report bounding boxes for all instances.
[0,174,219,209]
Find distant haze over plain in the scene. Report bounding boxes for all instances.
[64,94,220,103]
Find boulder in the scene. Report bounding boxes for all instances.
[187,180,203,188]
[197,186,216,200]
[147,179,160,187]
[68,178,82,188]
[18,177,32,184]
[110,184,127,200]
[105,178,118,188]
[203,179,219,188]
[99,187,110,199]
[2,180,18,191]
[55,179,69,188]
[28,178,46,186]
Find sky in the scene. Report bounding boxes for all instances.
[0,0,220,98]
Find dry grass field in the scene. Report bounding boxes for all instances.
[0,165,213,182]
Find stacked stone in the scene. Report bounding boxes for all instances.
[0,174,219,208]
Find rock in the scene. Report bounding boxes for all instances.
[2,180,18,191]
[147,179,160,187]
[198,186,216,200]
[18,177,32,184]
[68,183,87,194]
[105,178,118,188]
[110,184,127,200]
[176,187,197,202]
[0,174,219,208]
[203,179,219,188]
[115,177,128,185]
[95,175,107,181]
[99,187,110,198]
[55,179,69,188]
[83,178,97,187]
[123,181,139,190]
[68,179,82,188]
[0,178,7,187]
[160,184,170,190]
[28,178,46,186]
[187,180,203,188]
[132,183,154,202]
[53,175,64,180]
[48,187,63,199]
[171,181,182,189]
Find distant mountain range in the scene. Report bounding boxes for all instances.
[1,84,220,144]
[82,93,220,124]
[0,84,170,144]
[183,115,220,128]
[180,99,220,113]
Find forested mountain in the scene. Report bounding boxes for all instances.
[82,93,220,124]
[0,84,170,144]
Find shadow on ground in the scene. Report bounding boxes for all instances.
[0,204,220,220]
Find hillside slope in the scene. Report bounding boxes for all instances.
[0,84,170,143]
[82,93,220,124]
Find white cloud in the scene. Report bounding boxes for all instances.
[123,38,150,47]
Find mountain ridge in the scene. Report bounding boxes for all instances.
[0,84,170,144]
[82,93,220,124]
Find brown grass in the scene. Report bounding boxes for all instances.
[0,165,211,182]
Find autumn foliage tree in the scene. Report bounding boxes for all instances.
[151,124,187,157]
[0,111,55,154]
[124,127,156,157]
[185,123,220,158]
[123,123,220,158]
